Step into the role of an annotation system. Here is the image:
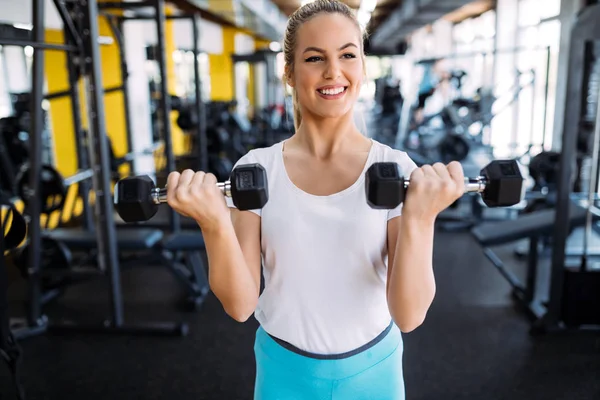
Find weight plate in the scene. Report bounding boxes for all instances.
[438,134,470,163]
[16,164,67,215]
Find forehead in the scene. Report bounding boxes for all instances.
[295,13,361,50]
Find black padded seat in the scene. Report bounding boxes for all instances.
[114,206,199,229]
[46,228,163,250]
[161,231,205,251]
[471,203,589,246]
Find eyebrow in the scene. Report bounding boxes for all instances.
[303,43,358,54]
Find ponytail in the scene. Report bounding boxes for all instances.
[292,89,302,131]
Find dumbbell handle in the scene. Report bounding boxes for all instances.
[151,182,232,204]
[400,177,488,193]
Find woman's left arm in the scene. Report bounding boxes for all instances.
[385,161,464,333]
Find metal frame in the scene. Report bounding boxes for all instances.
[112,12,208,176]
[98,3,209,226]
[3,0,191,340]
[102,14,134,167]
[191,15,208,172]
[544,3,600,333]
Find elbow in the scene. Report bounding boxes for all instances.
[223,300,257,323]
[227,312,253,324]
[390,307,428,333]
[389,300,433,333]
[396,315,426,333]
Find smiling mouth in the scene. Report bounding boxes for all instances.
[317,87,348,96]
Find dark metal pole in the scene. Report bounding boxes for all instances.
[191,16,208,172]
[154,0,180,232]
[542,46,551,150]
[53,0,84,49]
[105,16,133,160]
[528,70,536,147]
[544,25,585,332]
[64,17,94,232]
[26,0,45,327]
[82,0,124,326]
[0,40,75,51]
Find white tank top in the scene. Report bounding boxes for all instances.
[225,139,418,354]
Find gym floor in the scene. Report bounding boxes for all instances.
[3,229,600,400]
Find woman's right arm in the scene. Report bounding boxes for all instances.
[165,169,262,322]
[202,209,262,322]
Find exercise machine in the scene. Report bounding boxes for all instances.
[471,3,600,334]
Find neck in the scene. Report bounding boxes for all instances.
[291,111,364,159]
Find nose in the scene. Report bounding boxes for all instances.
[323,59,341,80]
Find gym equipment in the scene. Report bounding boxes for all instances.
[115,163,269,223]
[528,151,561,190]
[13,236,73,293]
[1,193,27,251]
[365,159,524,209]
[4,0,198,344]
[1,191,26,400]
[15,164,68,214]
[438,134,470,163]
[105,135,164,179]
[472,3,600,335]
[0,117,30,169]
[15,164,95,216]
[471,202,595,319]
[176,106,197,131]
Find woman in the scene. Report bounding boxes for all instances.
[166,1,465,398]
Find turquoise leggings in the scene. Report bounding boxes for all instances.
[253,322,405,400]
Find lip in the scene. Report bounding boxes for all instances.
[316,86,348,100]
[317,85,347,90]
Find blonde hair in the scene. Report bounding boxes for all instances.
[282,0,367,131]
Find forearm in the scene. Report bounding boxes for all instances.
[201,222,258,321]
[388,215,436,332]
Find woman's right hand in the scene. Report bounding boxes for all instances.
[166,170,231,232]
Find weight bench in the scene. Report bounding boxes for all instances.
[470,203,596,319]
[44,227,209,310]
[113,206,199,229]
[471,203,589,246]
[48,227,163,250]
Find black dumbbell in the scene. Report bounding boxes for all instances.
[365,160,524,209]
[115,163,268,223]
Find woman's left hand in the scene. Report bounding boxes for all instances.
[402,161,465,222]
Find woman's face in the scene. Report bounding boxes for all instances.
[289,13,364,122]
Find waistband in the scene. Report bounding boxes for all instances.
[267,321,394,360]
[254,321,403,380]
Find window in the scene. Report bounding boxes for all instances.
[539,0,561,20]
[512,18,561,154]
[0,47,12,118]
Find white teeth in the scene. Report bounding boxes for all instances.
[318,87,345,95]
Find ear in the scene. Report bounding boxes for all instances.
[284,65,295,88]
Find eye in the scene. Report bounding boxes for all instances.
[305,56,322,62]
[342,53,357,59]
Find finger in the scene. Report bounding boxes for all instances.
[409,167,424,181]
[166,172,180,201]
[447,161,465,184]
[203,172,218,185]
[179,169,195,187]
[166,171,180,188]
[432,162,451,180]
[419,164,435,178]
[191,171,206,189]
